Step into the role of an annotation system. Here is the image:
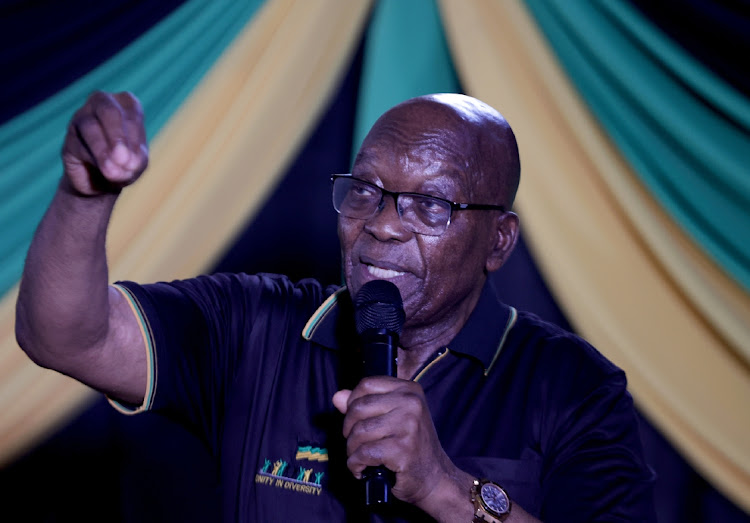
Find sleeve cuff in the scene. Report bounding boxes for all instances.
[107,283,157,415]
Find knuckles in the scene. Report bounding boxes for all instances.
[346,394,373,418]
[399,414,420,437]
[348,415,378,442]
[115,91,143,112]
[82,90,144,122]
[355,376,422,398]
[63,91,149,184]
[86,90,110,104]
[71,111,97,132]
[340,378,449,504]
[343,393,429,463]
[353,440,384,464]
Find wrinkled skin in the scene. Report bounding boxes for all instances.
[340,93,520,375]
[334,94,533,522]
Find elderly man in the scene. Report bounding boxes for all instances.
[16,92,655,522]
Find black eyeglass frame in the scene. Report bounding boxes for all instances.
[330,174,507,217]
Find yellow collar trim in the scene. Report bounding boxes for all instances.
[484,306,517,376]
[302,286,348,340]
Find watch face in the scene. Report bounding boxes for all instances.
[481,483,510,514]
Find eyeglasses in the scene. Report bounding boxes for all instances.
[331,174,506,236]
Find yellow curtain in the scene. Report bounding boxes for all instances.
[438,0,750,512]
[0,0,372,466]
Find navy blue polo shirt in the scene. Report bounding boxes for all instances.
[113,273,655,522]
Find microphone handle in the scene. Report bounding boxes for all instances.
[360,331,398,506]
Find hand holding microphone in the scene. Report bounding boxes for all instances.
[332,280,462,513]
[353,280,405,505]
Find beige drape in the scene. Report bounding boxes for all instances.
[438,0,750,512]
[0,0,373,465]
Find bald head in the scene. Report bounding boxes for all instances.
[341,93,522,342]
[359,93,520,209]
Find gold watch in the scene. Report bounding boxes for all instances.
[471,478,511,522]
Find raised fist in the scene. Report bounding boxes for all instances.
[62,91,148,196]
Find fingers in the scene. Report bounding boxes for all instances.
[336,377,427,468]
[340,380,418,438]
[62,91,148,195]
[346,435,403,479]
[336,378,451,504]
[345,409,420,476]
[114,92,149,172]
[332,389,351,413]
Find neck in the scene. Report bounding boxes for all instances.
[396,285,485,380]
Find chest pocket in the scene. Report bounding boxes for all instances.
[453,456,543,517]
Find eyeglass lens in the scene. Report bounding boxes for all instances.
[332,177,451,236]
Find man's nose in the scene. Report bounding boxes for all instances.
[364,194,411,241]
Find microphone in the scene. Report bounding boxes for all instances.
[353,280,405,507]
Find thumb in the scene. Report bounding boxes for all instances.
[332,389,352,414]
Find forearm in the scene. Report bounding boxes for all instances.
[16,178,119,366]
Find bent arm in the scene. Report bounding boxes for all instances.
[15,180,147,404]
[15,91,149,405]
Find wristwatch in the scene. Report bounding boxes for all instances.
[470,478,511,522]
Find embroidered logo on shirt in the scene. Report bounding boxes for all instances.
[255,444,327,496]
[295,445,329,462]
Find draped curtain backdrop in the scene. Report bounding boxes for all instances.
[1,0,748,516]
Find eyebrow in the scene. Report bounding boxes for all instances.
[351,149,471,198]
[346,175,462,205]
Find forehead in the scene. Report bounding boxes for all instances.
[359,100,475,161]
[353,102,479,194]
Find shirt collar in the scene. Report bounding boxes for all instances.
[446,282,517,375]
[302,282,516,375]
[302,286,355,349]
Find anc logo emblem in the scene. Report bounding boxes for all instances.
[255,444,327,496]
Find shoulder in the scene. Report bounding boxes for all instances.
[120,272,340,303]
[506,309,627,393]
[116,273,342,324]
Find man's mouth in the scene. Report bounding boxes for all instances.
[366,265,406,279]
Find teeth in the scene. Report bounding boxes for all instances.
[366,265,405,279]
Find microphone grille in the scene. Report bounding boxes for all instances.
[354,280,405,336]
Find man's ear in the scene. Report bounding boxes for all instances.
[485,212,519,273]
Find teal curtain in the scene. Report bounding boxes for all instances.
[0,0,266,298]
[352,0,460,157]
[523,0,750,292]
